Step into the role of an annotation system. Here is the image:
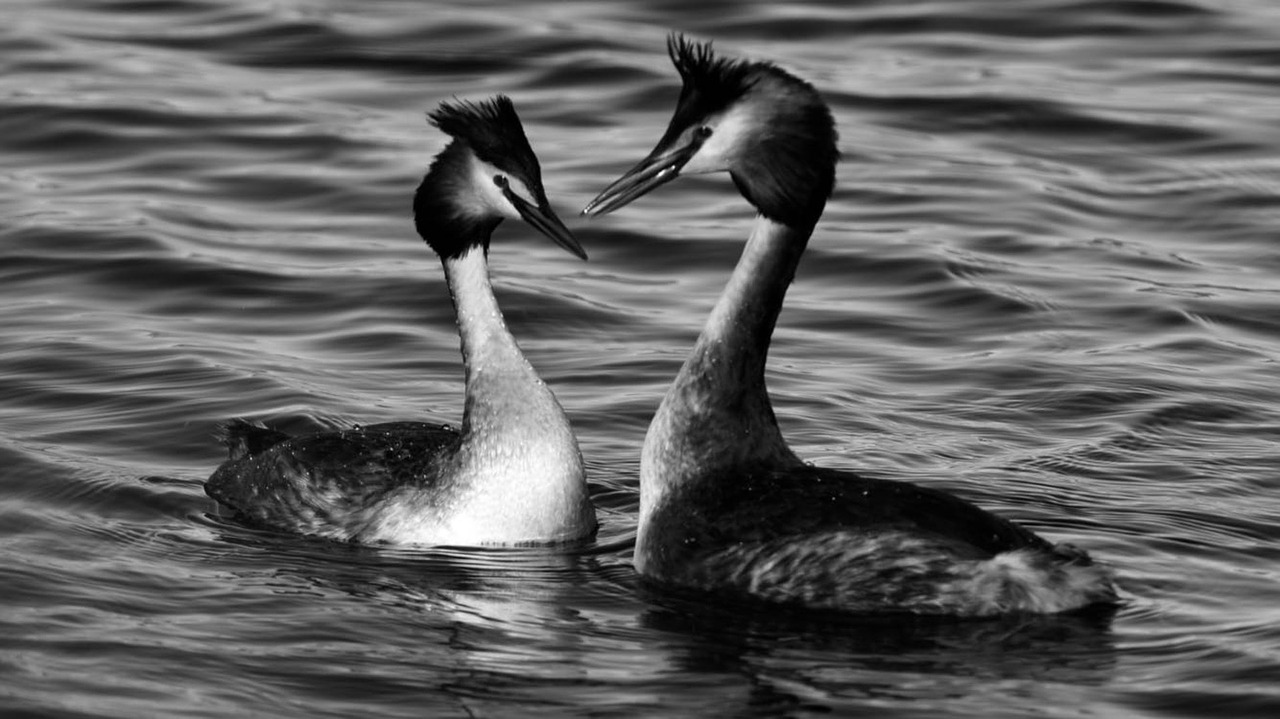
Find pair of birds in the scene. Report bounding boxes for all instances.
[206,35,1117,617]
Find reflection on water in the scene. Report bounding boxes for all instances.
[640,590,1119,711]
[3,0,1280,716]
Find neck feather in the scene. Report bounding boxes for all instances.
[439,246,588,535]
[444,246,552,431]
[379,245,590,544]
[701,216,808,370]
[641,216,811,510]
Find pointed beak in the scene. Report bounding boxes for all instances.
[581,128,708,217]
[500,180,588,260]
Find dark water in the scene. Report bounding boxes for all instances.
[3,0,1279,716]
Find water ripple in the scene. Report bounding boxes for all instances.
[4,0,1280,716]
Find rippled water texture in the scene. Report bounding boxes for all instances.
[3,0,1280,716]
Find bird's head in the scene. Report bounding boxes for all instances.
[584,35,839,230]
[415,96,585,260]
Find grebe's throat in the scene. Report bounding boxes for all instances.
[430,243,589,541]
[445,245,547,431]
[699,215,809,368]
[641,216,809,512]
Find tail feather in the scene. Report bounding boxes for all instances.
[218,418,291,460]
[972,545,1117,614]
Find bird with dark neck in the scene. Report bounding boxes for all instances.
[206,96,597,546]
[584,36,1116,616]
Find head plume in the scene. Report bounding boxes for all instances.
[427,96,546,202]
[666,34,757,122]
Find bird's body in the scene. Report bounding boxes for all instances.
[206,97,596,546]
[585,36,1115,616]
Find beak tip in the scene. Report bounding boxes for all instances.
[561,236,588,261]
[557,234,589,262]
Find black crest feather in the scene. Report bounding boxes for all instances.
[427,95,542,192]
[666,34,756,121]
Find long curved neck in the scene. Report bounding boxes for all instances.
[399,244,590,543]
[445,246,556,434]
[641,216,812,511]
[442,245,584,490]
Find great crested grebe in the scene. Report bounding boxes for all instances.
[584,36,1116,616]
[206,96,597,546]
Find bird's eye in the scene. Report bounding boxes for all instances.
[493,175,509,189]
[696,126,713,139]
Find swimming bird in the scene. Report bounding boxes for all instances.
[584,36,1116,616]
[206,96,597,546]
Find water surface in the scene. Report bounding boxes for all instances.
[3,1,1280,716]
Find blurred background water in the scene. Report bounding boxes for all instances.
[3,0,1279,716]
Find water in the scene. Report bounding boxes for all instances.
[3,0,1279,716]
